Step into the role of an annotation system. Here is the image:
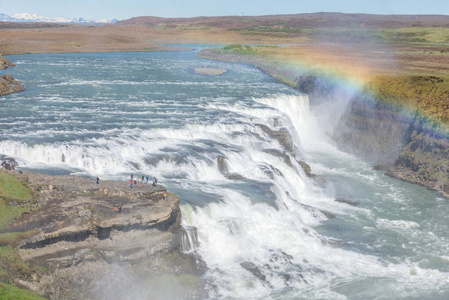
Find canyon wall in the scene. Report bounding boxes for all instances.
[295,74,449,198]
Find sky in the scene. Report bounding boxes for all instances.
[0,0,448,21]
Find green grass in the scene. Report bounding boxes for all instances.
[0,172,43,291]
[227,25,449,45]
[231,24,303,34]
[0,172,33,203]
[0,172,35,231]
[0,282,46,300]
[0,245,34,279]
[222,44,257,54]
[0,231,40,247]
[381,27,449,44]
[367,75,449,124]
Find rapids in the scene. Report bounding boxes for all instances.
[1,48,448,299]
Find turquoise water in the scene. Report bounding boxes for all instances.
[1,49,448,299]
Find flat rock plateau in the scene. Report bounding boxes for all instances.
[2,169,206,300]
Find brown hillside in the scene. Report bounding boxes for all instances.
[0,21,67,29]
[116,13,449,29]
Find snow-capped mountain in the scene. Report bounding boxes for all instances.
[0,13,117,24]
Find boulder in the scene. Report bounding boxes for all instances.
[217,156,244,179]
[0,154,17,170]
[0,54,15,70]
[0,74,25,96]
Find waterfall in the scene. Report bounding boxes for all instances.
[181,226,199,254]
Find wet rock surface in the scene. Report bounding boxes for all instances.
[0,154,17,170]
[0,55,24,97]
[0,74,24,96]
[0,54,15,69]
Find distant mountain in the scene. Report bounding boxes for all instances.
[0,13,117,25]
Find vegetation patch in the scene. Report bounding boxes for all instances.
[0,173,37,231]
[222,44,257,54]
[381,27,449,44]
[367,75,449,124]
[0,282,46,300]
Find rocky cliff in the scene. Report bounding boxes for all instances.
[295,74,449,198]
[1,169,206,300]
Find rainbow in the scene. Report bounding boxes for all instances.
[258,44,449,132]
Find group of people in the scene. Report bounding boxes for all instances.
[94,173,165,215]
[130,173,157,188]
[94,174,158,190]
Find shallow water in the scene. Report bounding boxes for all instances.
[1,48,448,299]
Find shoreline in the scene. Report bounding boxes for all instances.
[0,54,24,97]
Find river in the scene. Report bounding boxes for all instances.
[1,47,448,299]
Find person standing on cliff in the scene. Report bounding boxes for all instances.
[130,179,133,189]
[146,175,149,183]
[153,177,157,186]
[163,191,167,201]
[96,176,100,184]
[131,173,133,180]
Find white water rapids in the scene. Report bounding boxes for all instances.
[1,51,448,299]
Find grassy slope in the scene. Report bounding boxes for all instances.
[0,172,46,299]
[368,75,449,124]
[0,172,34,231]
[0,283,46,300]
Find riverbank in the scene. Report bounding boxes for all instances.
[0,169,206,299]
[0,55,24,97]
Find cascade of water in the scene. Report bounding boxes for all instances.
[177,94,347,298]
[181,226,199,254]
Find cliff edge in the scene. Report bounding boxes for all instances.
[0,169,206,300]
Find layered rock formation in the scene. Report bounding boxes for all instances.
[387,122,449,198]
[2,170,206,300]
[296,75,449,198]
